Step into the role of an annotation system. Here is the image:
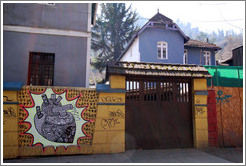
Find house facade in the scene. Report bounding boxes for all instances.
[118,12,221,66]
[3,3,97,87]
[222,45,243,66]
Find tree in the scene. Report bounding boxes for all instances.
[91,3,139,72]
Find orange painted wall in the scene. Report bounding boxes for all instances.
[214,86,243,147]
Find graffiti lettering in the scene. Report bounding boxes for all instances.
[100,96,123,103]
[3,96,13,102]
[196,99,201,104]
[101,109,125,129]
[109,109,125,119]
[3,107,16,118]
[193,107,205,119]
[195,107,205,116]
[216,90,232,104]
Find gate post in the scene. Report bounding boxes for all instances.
[192,78,209,148]
[93,75,126,154]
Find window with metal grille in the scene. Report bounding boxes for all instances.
[28,52,55,86]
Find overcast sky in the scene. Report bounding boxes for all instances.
[124,1,245,34]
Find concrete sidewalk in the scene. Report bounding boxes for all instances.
[3,148,243,163]
[200,147,243,163]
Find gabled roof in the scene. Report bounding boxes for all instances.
[149,12,173,23]
[232,45,243,51]
[184,39,221,50]
[117,12,189,61]
[107,61,212,78]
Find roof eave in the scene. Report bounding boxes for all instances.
[184,45,221,50]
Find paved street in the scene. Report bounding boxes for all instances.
[3,147,243,163]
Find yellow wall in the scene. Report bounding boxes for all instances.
[92,76,126,154]
[3,86,100,159]
[3,91,19,159]
[192,79,209,148]
[4,75,208,158]
[93,104,125,154]
[3,78,126,159]
[109,75,126,89]
[193,79,207,90]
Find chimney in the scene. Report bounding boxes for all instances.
[205,37,209,43]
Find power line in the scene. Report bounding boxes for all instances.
[218,9,243,31]
[198,2,227,6]
[191,19,243,23]
[138,17,243,24]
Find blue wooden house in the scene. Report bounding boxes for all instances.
[117,12,221,65]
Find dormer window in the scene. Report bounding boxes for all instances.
[157,41,168,59]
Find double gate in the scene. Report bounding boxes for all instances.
[125,76,193,150]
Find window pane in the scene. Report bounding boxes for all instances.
[158,48,161,58]
[157,42,168,59]
[162,49,166,59]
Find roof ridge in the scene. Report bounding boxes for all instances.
[149,12,173,22]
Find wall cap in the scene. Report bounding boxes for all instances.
[3,82,23,91]
[96,84,126,93]
[194,90,209,96]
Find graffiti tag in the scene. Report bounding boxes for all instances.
[100,96,123,103]
[101,109,125,129]
[195,98,201,104]
[216,90,232,104]
[3,106,16,118]
[3,96,13,102]
[195,107,205,116]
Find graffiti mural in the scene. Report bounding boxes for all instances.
[100,96,123,103]
[101,109,125,129]
[194,106,206,119]
[20,88,90,150]
[216,90,232,104]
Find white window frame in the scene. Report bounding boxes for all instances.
[203,51,211,65]
[157,41,168,60]
[183,49,188,64]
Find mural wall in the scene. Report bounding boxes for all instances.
[4,81,127,159]
[18,86,99,155]
[214,86,243,147]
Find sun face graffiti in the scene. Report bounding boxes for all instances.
[20,88,88,151]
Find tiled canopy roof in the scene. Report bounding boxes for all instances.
[107,61,212,78]
[184,39,221,50]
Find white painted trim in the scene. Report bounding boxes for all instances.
[157,41,168,60]
[87,3,92,32]
[203,51,211,65]
[120,37,140,62]
[85,3,92,88]
[183,49,188,64]
[3,25,91,38]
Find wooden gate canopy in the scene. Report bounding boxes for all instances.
[106,61,212,78]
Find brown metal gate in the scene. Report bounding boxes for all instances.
[125,76,193,150]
